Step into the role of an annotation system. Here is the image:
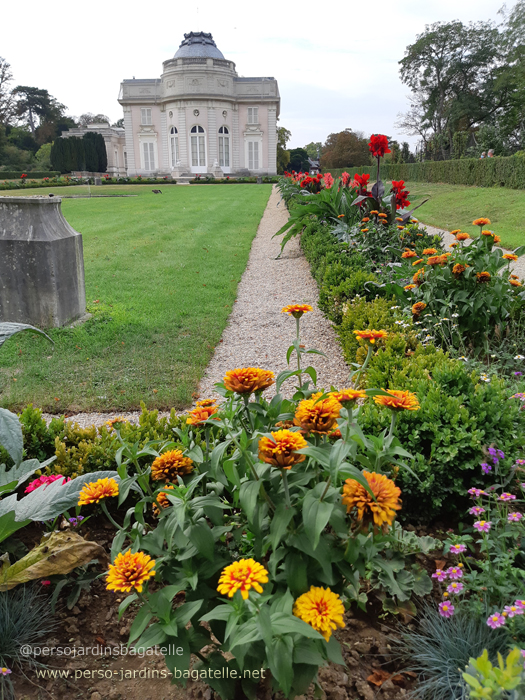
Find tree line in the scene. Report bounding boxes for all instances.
[0,55,115,172]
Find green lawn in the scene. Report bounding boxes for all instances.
[402,181,525,250]
[0,184,272,412]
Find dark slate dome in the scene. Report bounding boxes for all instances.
[174,32,225,60]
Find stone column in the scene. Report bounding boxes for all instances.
[0,197,86,327]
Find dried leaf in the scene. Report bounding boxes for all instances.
[367,669,391,686]
[0,531,108,590]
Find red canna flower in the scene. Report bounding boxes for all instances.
[369,134,391,158]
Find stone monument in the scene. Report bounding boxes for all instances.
[0,196,86,327]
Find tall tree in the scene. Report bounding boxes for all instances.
[276,126,291,174]
[78,112,111,126]
[303,141,322,159]
[0,57,15,125]
[321,129,370,169]
[13,86,66,135]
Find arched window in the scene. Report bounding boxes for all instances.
[170,126,179,167]
[218,126,230,168]
[190,125,206,167]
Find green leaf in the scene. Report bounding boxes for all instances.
[0,408,23,466]
[326,635,345,665]
[174,599,203,627]
[267,636,294,696]
[222,460,241,488]
[128,605,153,644]
[269,503,295,551]
[257,604,273,650]
[228,619,262,651]
[210,440,232,475]
[239,480,261,522]
[0,510,30,546]
[188,522,215,561]
[270,612,325,640]
[118,593,138,620]
[200,604,232,623]
[303,491,334,550]
[134,622,167,652]
[297,445,332,468]
[110,529,128,564]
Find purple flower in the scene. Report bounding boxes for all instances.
[504,604,524,618]
[498,493,516,501]
[77,515,84,521]
[512,392,525,398]
[481,462,492,474]
[0,668,12,676]
[439,601,455,618]
[432,569,447,582]
[469,506,485,515]
[449,544,467,554]
[447,566,463,580]
[468,488,486,498]
[447,581,464,594]
[514,371,523,376]
[474,520,492,533]
[515,459,525,465]
[487,613,506,629]
[508,512,523,522]
[488,447,504,461]
[516,600,525,609]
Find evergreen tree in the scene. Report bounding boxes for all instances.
[82,134,98,171]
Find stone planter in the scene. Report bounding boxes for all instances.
[0,196,86,327]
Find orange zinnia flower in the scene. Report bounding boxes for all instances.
[331,388,367,406]
[337,214,345,218]
[402,250,417,259]
[404,284,416,291]
[370,210,379,215]
[223,368,275,394]
[396,217,403,222]
[476,271,491,283]
[427,255,443,266]
[412,258,424,266]
[106,417,128,429]
[186,401,218,425]
[282,304,314,318]
[422,248,437,255]
[353,329,388,345]
[453,263,466,277]
[456,232,470,241]
[361,228,369,232]
[151,450,194,481]
[449,242,458,248]
[342,471,401,527]
[106,550,156,593]
[481,230,494,236]
[373,389,420,411]
[510,279,522,287]
[473,218,491,227]
[258,429,307,469]
[412,302,427,316]
[503,254,518,261]
[294,392,341,434]
[217,559,268,600]
[397,226,405,230]
[378,213,388,218]
[450,229,461,235]
[380,219,388,225]
[361,217,370,222]
[153,485,175,516]
[413,268,425,284]
[78,477,119,506]
[493,235,501,244]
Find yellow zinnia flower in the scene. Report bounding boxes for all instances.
[258,429,307,469]
[503,254,518,261]
[223,368,275,394]
[106,550,156,593]
[151,450,194,482]
[294,392,341,434]
[342,470,401,527]
[217,559,268,600]
[404,284,416,291]
[373,389,420,411]
[510,279,522,287]
[106,417,128,429]
[293,586,345,641]
[78,477,119,506]
[412,302,427,316]
[152,485,175,517]
[330,388,367,407]
[186,401,218,425]
[453,263,467,277]
[361,228,369,233]
[281,304,314,318]
[353,329,388,345]
[473,218,491,227]
[412,259,424,266]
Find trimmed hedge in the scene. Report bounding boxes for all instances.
[0,171,60,179]
[327,155,525,189]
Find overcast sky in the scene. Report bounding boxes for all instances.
[2,0,511,150]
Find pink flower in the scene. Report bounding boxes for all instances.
[469,506,485,515]
[449,544,467,554]
[439,601,455,618]
[40,580,51,586]
[486,613,506,629]
[0,668,11,676]
[432,569,447,582]
[515,600,525,609]
[508,512,523,522]
[473,520,492,533]
[504,605,524,618]
[323,173,334,189]
[341,172,350,186]
[447,581,464,594]
[446,567,463,580]
[498,492,516,501]
[25,475,70,493]
[468,488,486,498]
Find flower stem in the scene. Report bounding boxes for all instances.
[282,470,291,507]
[101,501,122,531]
[296,316,302,387]
[320,477,332,503]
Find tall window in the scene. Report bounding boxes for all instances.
[141,108,152,125]
[143,142,155,171]
[190,125,205,167]
[247,107,259,124]
[170,126,179,167]
[248,141,259,170]
[218,126,230,168]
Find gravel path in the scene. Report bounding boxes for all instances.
[43,185,350,428]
